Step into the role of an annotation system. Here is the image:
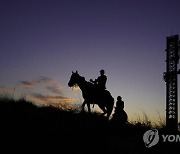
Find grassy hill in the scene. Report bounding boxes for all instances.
[0,97,179,153]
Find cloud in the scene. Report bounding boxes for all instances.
[34,76,55,83]
[0,85,6,91]
[31,93,74,104]
[20,76,56,89]
[19,76,76,108]
[20,81,34,89]
[46,85,63,95]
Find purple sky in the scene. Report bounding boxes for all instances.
[0,0,180,123]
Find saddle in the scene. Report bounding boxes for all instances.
[87,81,111,98]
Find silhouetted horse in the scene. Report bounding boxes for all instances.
[68,71,114,119]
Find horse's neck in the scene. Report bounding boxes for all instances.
[77,78,86,90]
[79,81,93,94]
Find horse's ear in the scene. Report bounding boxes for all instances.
[72,71,74,74]
[76,70,78,74]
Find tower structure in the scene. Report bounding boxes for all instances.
[163,35,180,132]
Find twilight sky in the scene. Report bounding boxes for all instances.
[0,0,180,123]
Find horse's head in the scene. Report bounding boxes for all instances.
[68,71,84,87]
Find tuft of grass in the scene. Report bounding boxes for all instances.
[129,111,166,131]
[153,110,166,129]
[129,112,152,129]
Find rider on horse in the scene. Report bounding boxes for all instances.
[90,69,107,91]
[68,70,114,119]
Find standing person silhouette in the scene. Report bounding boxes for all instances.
[115,96,124,111]
[90,69,107,91]
[111,96,128,125]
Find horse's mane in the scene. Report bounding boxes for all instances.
[78,75,94,89]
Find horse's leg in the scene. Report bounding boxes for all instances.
[98,104,107,115]
[106,110,111,119]
[82,100,91,113]
[106,98,114,119]
[87,102,91,113]
[82,101,86,112]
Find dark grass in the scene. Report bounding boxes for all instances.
[0,96,179,153]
